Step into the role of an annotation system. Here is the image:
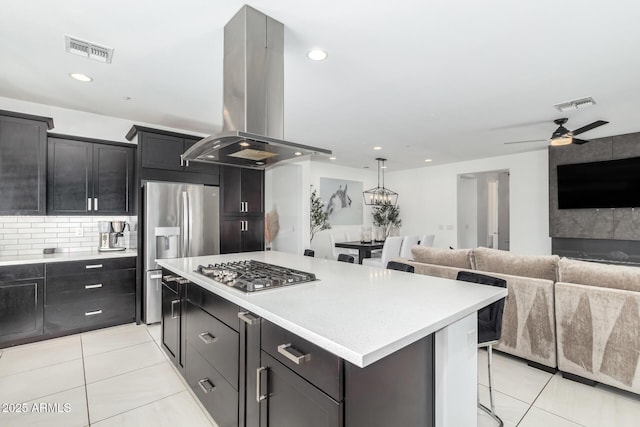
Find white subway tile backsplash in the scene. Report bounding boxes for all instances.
[0,216,136,254]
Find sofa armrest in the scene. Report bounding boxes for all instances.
[394,258,465,280]
[556,281,640,393]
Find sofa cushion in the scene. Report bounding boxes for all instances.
[411,246,473,269]
[558,257,640,292]
[473,247,559,282]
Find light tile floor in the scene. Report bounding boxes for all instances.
[2,324,640,426]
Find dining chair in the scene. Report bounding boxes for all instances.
[456,271,507,427]
[419,234,435,247]
[362,236,403,268]
[386,261,415,273]
[399,235,420,259]
[303,249,315,257]
[337,254,355,263]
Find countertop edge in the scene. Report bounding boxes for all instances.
[0,249,138,266]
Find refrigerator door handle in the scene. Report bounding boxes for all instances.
[186,191,193,257]
[182,191,189,257]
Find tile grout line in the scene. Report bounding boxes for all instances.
[80,336,93,426]
[514,373,554,426]
[85,359,168,386]
[88,390,186,425]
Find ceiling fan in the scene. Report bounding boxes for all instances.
[504,118,609,146]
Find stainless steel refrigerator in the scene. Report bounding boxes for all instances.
[143,181,219,324]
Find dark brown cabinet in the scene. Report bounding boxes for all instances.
[44,257,136,335]
[0,264,45,346]
[161,278,181,366]
[0,111,53,215]
[47,136,135,215]
[220,166,264,254]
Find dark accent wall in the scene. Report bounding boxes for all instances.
[549,131,640,241]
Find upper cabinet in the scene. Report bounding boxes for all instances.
[47,136,135,215]
[0,110,53,215]
[127,126,219,185]
[221,166,264,216]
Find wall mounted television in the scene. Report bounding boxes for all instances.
[557,157,640,209]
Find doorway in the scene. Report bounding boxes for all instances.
[457,170,510,250]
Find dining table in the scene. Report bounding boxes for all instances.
[334,240,385,264]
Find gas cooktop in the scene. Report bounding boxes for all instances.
[195,260,317,293]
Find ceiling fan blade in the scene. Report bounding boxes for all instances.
[503,139,547,145]
[572,138,589,145]
[573,120,609,136]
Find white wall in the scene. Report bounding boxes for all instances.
[386,150,550,255]
[457,176,478,248]
[0,96,204,143]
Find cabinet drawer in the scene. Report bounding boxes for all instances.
[46,269,135,305]
[45,293,134,334]
[186,342,238,427]
[45,257,136,276]
[187,284,239,332]
[0,264,44,282]
[261,320,343,401]
[186,302,238,389]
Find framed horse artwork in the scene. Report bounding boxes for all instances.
[319,177,363,225]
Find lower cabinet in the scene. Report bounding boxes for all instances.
[44,257,136,335]
[160,280,435,427]
[0,264,44,345]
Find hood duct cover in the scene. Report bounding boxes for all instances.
[181,5,331,169]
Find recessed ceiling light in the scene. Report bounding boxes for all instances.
[69,72,93,82]
[424,159,433,162]
[307,49,328,61]
[329,157,336,160]
[256,161,265,165]
[373,146,382,150]
[294,152,302,156]
[205,154,215,159]
[239,142,250,147]
[213,144,221,149]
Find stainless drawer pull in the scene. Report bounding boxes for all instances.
[238,311,260,325]
[85,264,103,269]
[150,274,163,280]
[256,367,267,402]
[171,300,179,319]
[85,310,102,316]
[162,275,178,282]
[198,332,217,344]
[198,378,215,394]
[85,283,103,289]
[277,343,311,365]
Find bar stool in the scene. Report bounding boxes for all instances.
[386,261,415,273]
[337,254,355,263]
[303,249,315,257]
[456,271,506,427]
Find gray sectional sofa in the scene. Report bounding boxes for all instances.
[396,246,640,395]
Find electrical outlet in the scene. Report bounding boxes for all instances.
[74,228,84,237]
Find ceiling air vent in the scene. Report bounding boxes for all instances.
[64,35,114,63]
[553,97,596,112]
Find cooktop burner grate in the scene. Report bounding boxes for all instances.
[195,260,317,292]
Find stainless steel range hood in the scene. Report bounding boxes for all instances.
[181,5,331,169]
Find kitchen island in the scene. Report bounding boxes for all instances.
[157,251,507,427]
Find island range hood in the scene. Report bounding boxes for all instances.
[181,5,331,169]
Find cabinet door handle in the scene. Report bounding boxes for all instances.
[85,283,103,289]
[85,264,103,269]
[198,378,215,394]
[277,343,311,365]
[150,274,163,280]
[238,311,260,325]
[256,367,268,402]
[85,310,102,316]
[171,300,179,319]
[244,201,249,212]
[87,198,92,211]
[94,198,98,211]
[198,332,217,344]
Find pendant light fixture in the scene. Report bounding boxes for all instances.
[363,158,398,206]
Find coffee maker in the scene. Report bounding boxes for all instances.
[98,221,128,251]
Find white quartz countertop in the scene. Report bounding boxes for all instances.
[0,249,137,267]
[157,251,507,368]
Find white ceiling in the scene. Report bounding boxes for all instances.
[2,1,640,171]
